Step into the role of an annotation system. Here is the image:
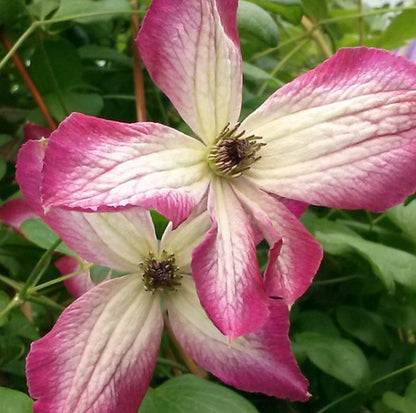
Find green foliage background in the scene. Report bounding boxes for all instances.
[1,0,416,412]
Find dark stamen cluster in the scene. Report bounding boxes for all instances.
[208,123,265,178]
[140,251,181,293]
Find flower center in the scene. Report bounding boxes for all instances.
[208,123,265,178]
[140,251,181,293]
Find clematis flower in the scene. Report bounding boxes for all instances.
[16,138,310,412]
[40,0,416,338]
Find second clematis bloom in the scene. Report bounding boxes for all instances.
[40,0,416,338]
[16,138,309,412]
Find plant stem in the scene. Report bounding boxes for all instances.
[29,263,93,292]
[0,295,23,319]
[257,38,309,96]
[0,274,22,291]
[130,0,147,122]
[317,362,416,412]
[358,0,364,45]
[163,313,208,378]
[0,9,143,71]
[0,31,57,129]
[156,357,189,373]
[20,239,62,298]
[301,16,332,59]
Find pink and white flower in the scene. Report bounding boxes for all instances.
[40,0,416,338]
[16,139,309,412]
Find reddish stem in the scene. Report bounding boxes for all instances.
[0,31,57,129]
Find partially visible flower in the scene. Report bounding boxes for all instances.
[397,39,416,62]
[40,0,416,338]
[17,139,309,412]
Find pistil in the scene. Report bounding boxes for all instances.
[208,123,265,178]
[140,251,181,293]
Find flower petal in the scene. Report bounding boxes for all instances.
[242,48,416,211]
[166,277,309,402]
[0,198,38,233]
[233,180,322,305]
[42,113,209,225]
[27,275,163,413]
[160,204,210,273]
[17,139,158,272]
[137,0,242,144]
[23,123,52,141]
[55,256,95,298]
[191,178,268,338]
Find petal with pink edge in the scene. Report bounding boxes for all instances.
[233,179,323,305]
[137,0,242,144]
[42,113,209,225]
[242,48,416,211]
[16,139,158,272]
[55,256,96,298]
[27,275,163,413]
[166,277,309,402]
[0,198,38,233]
[23,123,52,141]
[191,178,268,338]
[160,204,210,273]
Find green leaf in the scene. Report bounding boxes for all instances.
[3,310,40,341]
[387,200,416,240]
[301,0,328,20]
[382,379,416,413]
[78,45,133,67]
[139,375,259,413]
[0,156,6,181]
[293,310,340,337]
[0,134,12,147]
[0,387,33,413]
[312,224,416,292]
[43,92,104,122]
[245,0,303,25]
[20,219,76,257]
[295,332,370,388]
[0,0,24,26]
[243,62,283,86]
[52,0,132,23]
[377,10,416,50]
[238,1,279,46]
[28,0,60,20]
[336,306,390,353]
[0,290,10,327]
[90,265,111,284]
[30,39,83,94]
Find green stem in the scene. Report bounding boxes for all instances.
[0,274,22,291]
[250,33,309,61]
[358,0,364,45]
[156,357,189,373]
[0,295,23,319]
[28,295,64,311]
[257,38,309,96]
[20,238,62,298]
[0,9,143,71]
[29,263,93,293]
[317,362,416,413]
[313,274,359,286]
[319,5,416,25]
[0,24,37,71]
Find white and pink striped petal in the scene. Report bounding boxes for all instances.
[242,48,416,211]
[233,180,323,305]
[42,113,209,225]
[166,277,309,401]
[27,275,163,413]
[137,0,242,144]
[17,139,158,272]
[191,178,268,338]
